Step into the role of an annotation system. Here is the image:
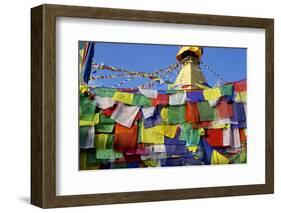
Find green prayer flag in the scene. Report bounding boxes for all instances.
[111,162,127,169]
[167,105,186,124]
[220,84,233,96]
[87,149,108,164]
[95,124,114,133]
[131,94,152,106]
[79,126,90,147]
[96,149,123,160]
[179,123,201,146]
[80,96,96,121]
[79,150,88,170]
[198,101,216,121]
[229,149,247,163]
[94,87,117,98]
[95,134,114,150]
[99,114,115,124]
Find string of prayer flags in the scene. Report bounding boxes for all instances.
[79,79,247,169]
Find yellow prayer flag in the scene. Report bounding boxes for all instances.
[141,123,178,144]
[94,134,108,149]
[235,91,247,103]
[141,124,164,144]
[159,125,177,138]
[211,150,229,164]
[80,113,100,126]
[203,88,221,101]
[112,91,134,105]
[160,107,168,123]
[187,146,198,152]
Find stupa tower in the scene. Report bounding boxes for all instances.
[174,46,207,89]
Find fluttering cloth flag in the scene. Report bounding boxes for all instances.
[169,93,186,105]
[114,123,138,152]
[94,96,115,109]
[111,103,140,128]
[112,91,134,105]
[198,101,216,121]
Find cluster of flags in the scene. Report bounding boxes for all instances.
[79,80,247,170]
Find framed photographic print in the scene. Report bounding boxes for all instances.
[31,4,274,208]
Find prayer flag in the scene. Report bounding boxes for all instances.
[111,103,140,128]
[169,93,186,105]
[112,91,134,105]
[114,123,138,152]
[186,90,205,102]
[198,101,216,121]
[185,102,200,123]
[205,129,223,147]
[203,88,221,101]
[94,96,115,109]
[211,150,229,164]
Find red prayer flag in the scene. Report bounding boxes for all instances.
[234,79,246,92]
[205,129,223,147]
[239,128,247,143]
[114,123,138,152]
[152,94,169,106]
[185,102,200,123]
[102,104,117,116]
[216,100,234,119]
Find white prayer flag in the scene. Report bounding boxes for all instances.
[169,93,186,105]
[141,106,155,119]
[94,96,115,109]
[111,103,140,128]
[139,88,158,98]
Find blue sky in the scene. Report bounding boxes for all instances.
[80,42,246,89]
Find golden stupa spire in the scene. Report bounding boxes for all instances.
[174,46,207,89]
